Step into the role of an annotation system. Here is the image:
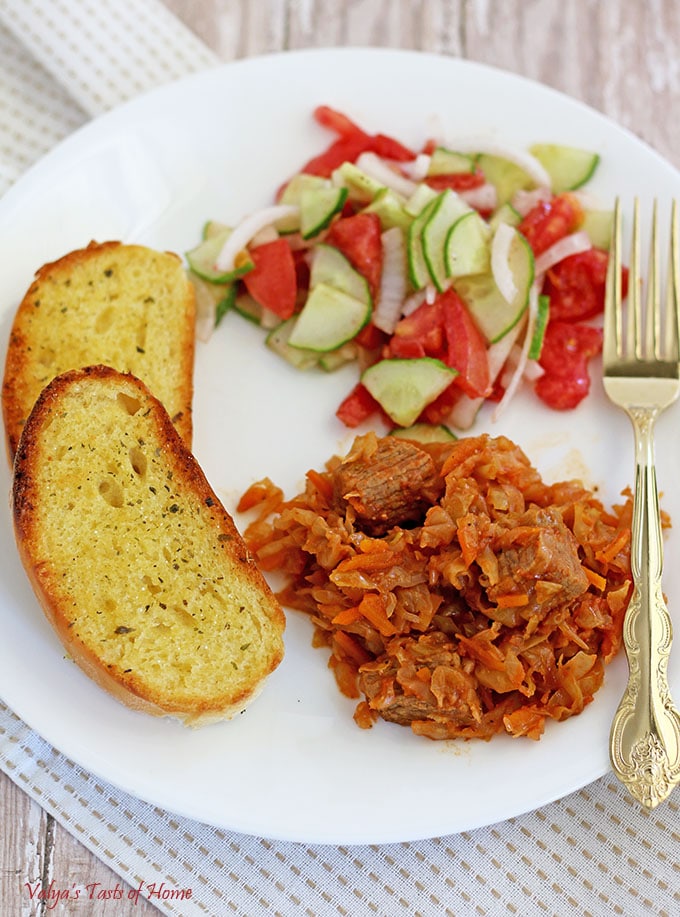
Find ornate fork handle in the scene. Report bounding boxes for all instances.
[609,405,680,807]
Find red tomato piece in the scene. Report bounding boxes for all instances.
[242,239,297,319]
[440,289,490,398]
[326,212,383,299]
[544,248,629,322]
[518,193,584,256]
[424,171,486,193]
[418,381,462,425]
[389,291,490,399]
[535,321,603,410]
[302,107,416,177]
[336,383,382,428]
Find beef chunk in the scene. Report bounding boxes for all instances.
[488,505,589,609]
[332,436,443,534]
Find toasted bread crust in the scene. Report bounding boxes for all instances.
[2,241,195,461]
[12,365,285,724]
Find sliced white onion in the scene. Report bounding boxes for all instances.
[492,282,540,421]
[491,223,519,303]
[399,153,432,182]
[500,344,545,387]
[354,151,418,197]
[425,282,439,304]
[373,227,408,334]
[445,137,552,190]
[215,204,299,271]
[534,230,592,275]
[458,181,498,212]
[511,186,552,216]
[251,225,280,247]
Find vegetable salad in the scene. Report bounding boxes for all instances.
[188,106,627,434]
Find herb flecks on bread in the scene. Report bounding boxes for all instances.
[2,241,195,460]
[12,366,285,724]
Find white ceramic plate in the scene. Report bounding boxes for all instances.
[1,48,679,845]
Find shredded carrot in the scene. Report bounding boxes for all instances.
[357,593,397,636]
[595,529,630,564]
[358,537,392,554]
[332,606,362,626]
[583,567,607,591]
[237,480,278,512]
[495,593,530,608]
[306,468,333,502]
[335,551,396,572]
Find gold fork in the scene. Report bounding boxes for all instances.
[604,197,680,807]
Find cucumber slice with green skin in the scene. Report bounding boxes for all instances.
[202,219,230,240]
[288,283,371,352]
[528,294,550,360]
[427,147,476,176]
[582,209,613,250]
[266,317,320,369]
[404,183,438,217]
[188,271,236,328]
[361,357,458,427]
[362,188,413,230]
[233,292,263,324]
[454,230,534,342]
[477,153,535,206]
[529,143,600,193]
[310,244,372,305]
[445,210,491,279]
[407,196,439,289]
[422,190,472,291]
[300,186,348,239]
[186,231,254,283]
[277,174,329,233]
[488,202,521,233]
[318,342,358,372]
[389,422,457,443]
[333,161,389,203]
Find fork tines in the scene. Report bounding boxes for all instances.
[605,197,680,371]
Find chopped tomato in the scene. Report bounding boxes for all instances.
[326,212,383,299]
[354,321,388,351]
[518,193,584,256]
[419,381,463,424]
[388,291,489,399]
[424,171,486,193]
[440,289,490,398]
[336,383,382,428]
[544,248,628,322]
[242,238,297,319]
[302,106,415,177]
[535,321,603,410]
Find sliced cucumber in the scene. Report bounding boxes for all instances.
[318,342,358,372]
[233,292,263,324]
[188,271,236,328]
[529,143,600,193]
[422,190,471,291]
[477,153,535,207]
[362,188,413,231]
[186,231,254,283]
[488,202,521,234]
[310,244,371,306]
[427,147,476,177]
[407,196,439,289]
[333,161,388,203]
[278,173,329,233]
[361,357,458,428]
[454,231,534,342]
[288,283,371,352]
[300,186,348,239]
[445,210,491,279]
[582,209,614,250]
[390,422,457,443]
[266,318,320,369]
[404,182,438,217]
[528,294,550,360]
[202,219,230,240]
